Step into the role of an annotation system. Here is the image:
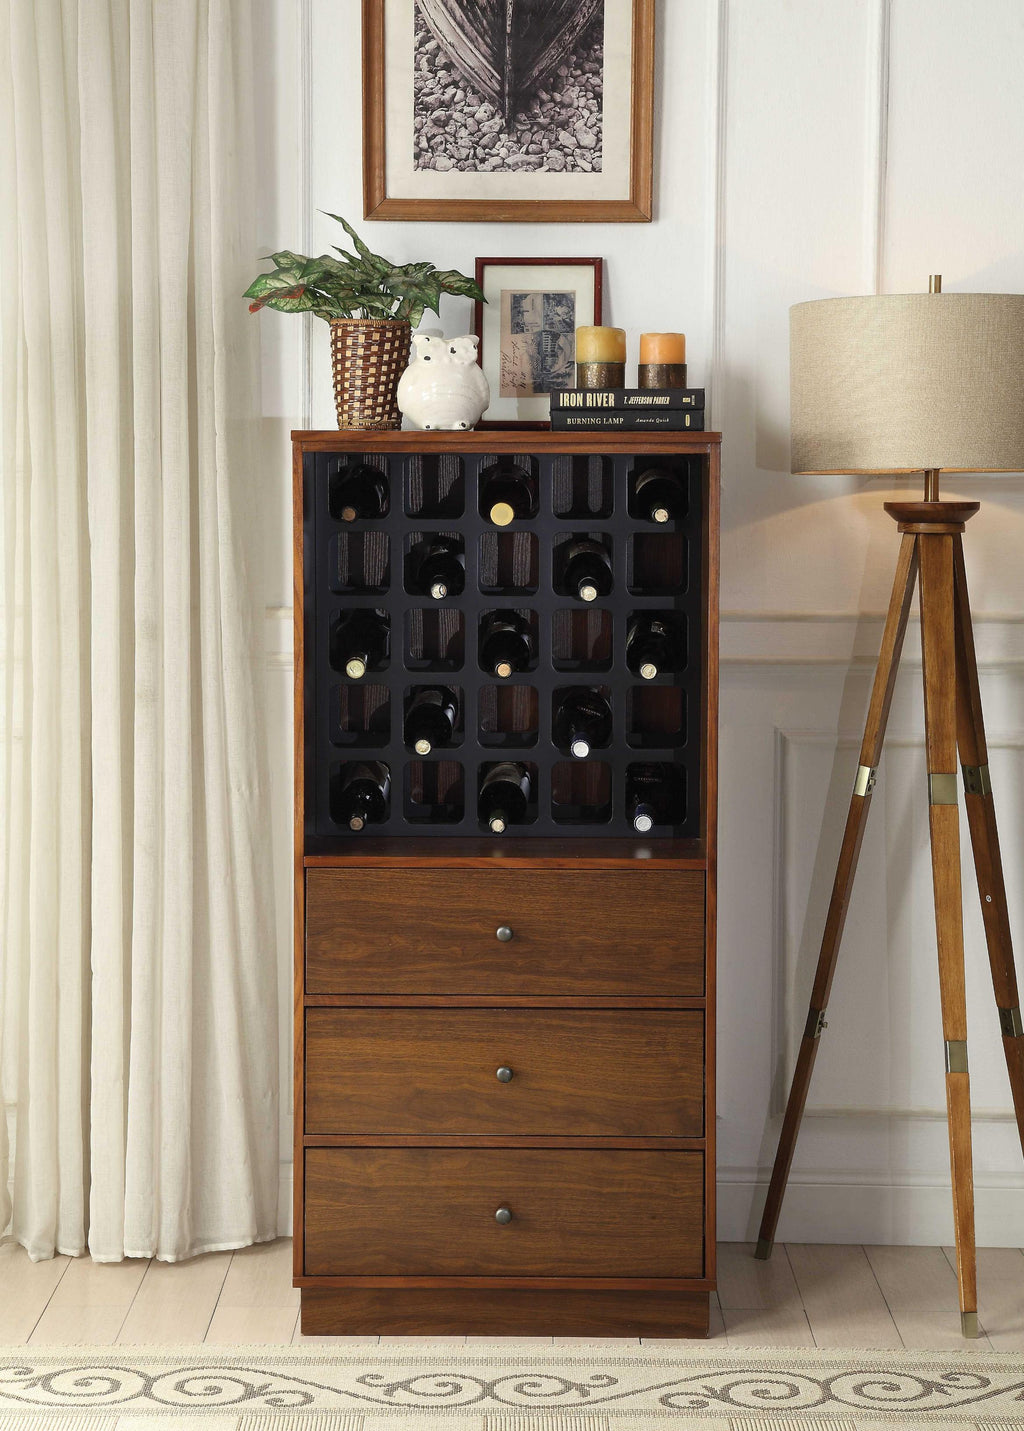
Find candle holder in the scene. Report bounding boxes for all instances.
[577,360,626,389]
[639,362,687,389]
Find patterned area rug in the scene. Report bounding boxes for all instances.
[1,1343,1023,1428]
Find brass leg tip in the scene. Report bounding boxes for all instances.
[754,1237,773,1261]
[961,1311,980,1339]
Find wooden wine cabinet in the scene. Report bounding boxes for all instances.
[293,429,720,1336]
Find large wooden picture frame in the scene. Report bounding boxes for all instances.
[362,0,655,223]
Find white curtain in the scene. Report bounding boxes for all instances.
[0,0,279,1260]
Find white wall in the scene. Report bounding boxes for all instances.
[257,0,1024,1242]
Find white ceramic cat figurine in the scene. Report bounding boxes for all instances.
[397,333,490,431]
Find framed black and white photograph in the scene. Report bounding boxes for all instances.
[474,257,603,424]
[363,0,654,222]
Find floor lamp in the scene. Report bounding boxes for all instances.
[755,279,1024,1338]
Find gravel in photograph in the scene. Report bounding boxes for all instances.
[413,8,604,175]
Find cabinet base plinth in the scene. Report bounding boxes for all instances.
[300,1287,710,1337]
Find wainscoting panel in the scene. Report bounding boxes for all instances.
[717,629,1024,1244]
[780,732,1024,1121]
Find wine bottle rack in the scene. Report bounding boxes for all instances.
[302,439,708,844]
[293,428,720,1340]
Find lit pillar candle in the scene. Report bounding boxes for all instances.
[638,332,687,389]
[575,326,627,389]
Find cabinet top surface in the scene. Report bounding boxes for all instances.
[303,837,708,868]
[292,430,721,454]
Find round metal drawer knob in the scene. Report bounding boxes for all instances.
[496,925,513,942]
[495,1206,513,1225]
[496,1066,514,1083]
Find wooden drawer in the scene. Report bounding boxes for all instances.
[303,1148,704,1278]
[305,868,705,995]
[306,1008,704,1137]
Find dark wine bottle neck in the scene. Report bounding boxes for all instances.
[406,690,456,754]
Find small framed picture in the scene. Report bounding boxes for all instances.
[474,257,603,426]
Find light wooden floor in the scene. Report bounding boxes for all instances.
[2,1238,1023,1351]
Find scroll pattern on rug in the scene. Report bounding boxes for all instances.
[1,1352,1024,1420]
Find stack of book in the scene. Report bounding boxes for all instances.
[548,388,705,431]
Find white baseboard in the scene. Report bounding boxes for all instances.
[718,1174,1024,1246]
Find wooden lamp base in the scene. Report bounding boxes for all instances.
[754,499,1024,1340]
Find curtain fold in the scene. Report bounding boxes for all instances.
[0,0,279,1262]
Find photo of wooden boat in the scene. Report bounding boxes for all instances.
[418,0,604,125]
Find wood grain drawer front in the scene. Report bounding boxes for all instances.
[304,1148,704,1278]
[305,1008,704,1137]
[305,868,705,995]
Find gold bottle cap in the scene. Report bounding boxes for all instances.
[489,814,507,834]
[429,580,448,600]
[495,660,513,679]
[640,661,658,680]
[633,812,654,833]
[490,501,515,527]
[579,582,598,603]
[570,738,590,759]
[653,506,670,523]
[345,657,367,679]
[414,738,432,755]
[340,505,357,523]
[349,814,365,831]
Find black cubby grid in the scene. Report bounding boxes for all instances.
[306,447,703,843]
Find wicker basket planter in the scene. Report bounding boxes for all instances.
[330,318,412,430]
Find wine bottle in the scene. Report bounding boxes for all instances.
[332,760,391,831]
[404,686,459,755]
[416,536,465,600]
[478,761,531,834]
[479,611,533,679]
[553,688,612,759]
[626,614,683,679]
[480,463,536,527]
[561,538,613,603]
[633,467,685,524]
[330,462,388,522]
[626,763,667,834]
[330,609,389,679]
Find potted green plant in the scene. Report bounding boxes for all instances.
[244,213,485,430]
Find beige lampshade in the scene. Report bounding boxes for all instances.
[790,292,1024,474]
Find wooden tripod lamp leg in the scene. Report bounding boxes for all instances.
[919,533,979,1338]
[755,534,919,1259]
[952,537,1024,1154]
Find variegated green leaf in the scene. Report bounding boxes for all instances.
[324,213,392,279]
[261,249,310,272]
[247,283,317,314]
[244,270,308,301]
[316,253,356,277]
[392,261,436,280]
[433,268,486,302]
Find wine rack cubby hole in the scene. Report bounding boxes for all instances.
[306,446,703,842]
